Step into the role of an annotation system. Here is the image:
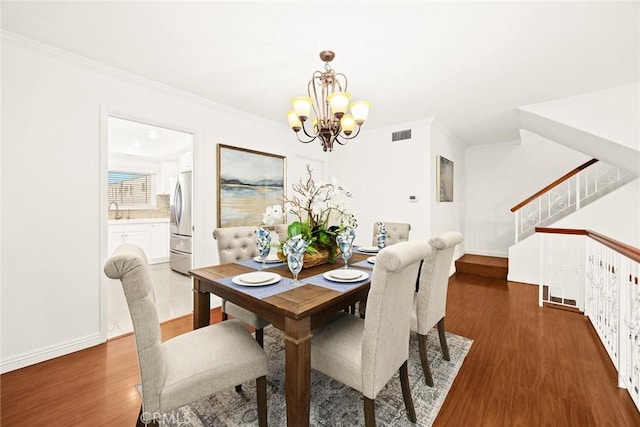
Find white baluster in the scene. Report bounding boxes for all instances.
[576,172,581,210]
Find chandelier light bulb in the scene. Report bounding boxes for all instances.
[340,114,356,135]
[291,97,313,121]
[287,110,302,131]
[327,92,351,118]
[349,101,370,125]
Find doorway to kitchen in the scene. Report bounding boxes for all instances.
[105,115,195,338]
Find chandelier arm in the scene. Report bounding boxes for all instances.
[334,72,348,92]
[295,131,317,144]
[334,125,363,145]
[300,121,319,140]
[309,71,323,119]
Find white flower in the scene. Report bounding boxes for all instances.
[272,204,283,219]
[262,204,283,226]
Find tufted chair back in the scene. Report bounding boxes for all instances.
[103,244,165,416]
[362,240,429,398]
[371,222,411,246]
[413,231,464,335]
[213,226,260,263]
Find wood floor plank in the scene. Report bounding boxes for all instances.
[1,275,639,426]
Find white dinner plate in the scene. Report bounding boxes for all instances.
[232,272,281,287]
[358,245,379,253]
[323,269,369,283]
[366,256,376,264]
[253,254,282,263]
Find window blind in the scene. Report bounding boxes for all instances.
[107,171,154,207]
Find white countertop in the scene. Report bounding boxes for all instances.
[108,218,170,225]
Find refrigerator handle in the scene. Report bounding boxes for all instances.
[174,180,182,229]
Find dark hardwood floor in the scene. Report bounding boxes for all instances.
[2,273,639,426]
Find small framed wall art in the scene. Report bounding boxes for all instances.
[436,155,454,202]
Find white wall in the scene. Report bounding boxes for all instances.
[326,118,466,256]
[0,35,314,372]
[429,120,467,261]
[555,178,640,247]
[464,130,591,257]
[326,119,433,246]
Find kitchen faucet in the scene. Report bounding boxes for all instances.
[109,201,122,220]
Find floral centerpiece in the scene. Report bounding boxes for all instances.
[262,164,357,266]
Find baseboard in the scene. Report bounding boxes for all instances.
[0,333,104,374]
[506,272,537,285]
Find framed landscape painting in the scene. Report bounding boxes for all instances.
[217,144,286,227]
[436,155,454,202]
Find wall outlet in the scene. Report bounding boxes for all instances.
[409,195,419,202]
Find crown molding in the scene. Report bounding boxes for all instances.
[1,30,289,132]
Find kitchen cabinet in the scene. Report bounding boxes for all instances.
[108,219,170,264]
[149,222,170,262]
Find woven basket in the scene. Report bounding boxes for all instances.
[277,247,337,268]
[302,249,330,268]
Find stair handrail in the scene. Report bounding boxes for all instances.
[510,159,599,212]
[535,227,640,262]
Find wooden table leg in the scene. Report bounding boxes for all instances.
[283,316,312,427]
[192,278,210,330]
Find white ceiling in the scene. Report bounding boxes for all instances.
[2,1,638,146]
[107,116,193,159]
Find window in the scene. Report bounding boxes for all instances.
[108,171,156,208]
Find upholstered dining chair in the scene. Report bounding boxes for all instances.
[104,245,268,427]
[411,231,464,387]
[311,240,430,426]
[371,222,411,246]
[213,226,271,347]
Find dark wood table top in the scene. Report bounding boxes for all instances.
[190,252,372,330]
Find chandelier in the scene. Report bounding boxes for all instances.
[287,51,370,152]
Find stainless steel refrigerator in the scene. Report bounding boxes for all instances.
[170,171,192,275]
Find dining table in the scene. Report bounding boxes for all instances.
[190,250,376,427]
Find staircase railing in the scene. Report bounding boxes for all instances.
[511,159,633,242]
[536,227,640,411]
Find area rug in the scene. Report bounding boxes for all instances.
[163,326,472,427]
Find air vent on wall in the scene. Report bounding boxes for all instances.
[391,129,412,142]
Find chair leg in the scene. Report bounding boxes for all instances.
[256,375,268,427]
[399,361,417,423]
[136,405,159,427]
[256,328,264,348]
[364,397,376,427]
[222,311,229,321]
[236,328,264,393]
[418,333,434,387]
[437,318,450,361]
[359,299,367,319]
